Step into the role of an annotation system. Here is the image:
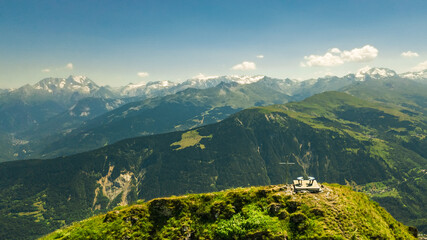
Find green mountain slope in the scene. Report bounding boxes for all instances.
[0,76,106,134]
[0,131,12,162]
[1,91,426,239]
[21,97,129,139]
[41,184,417,240]
[343,77,427,115]
[27,82,291,159]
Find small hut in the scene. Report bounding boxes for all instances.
[293,176,321,193]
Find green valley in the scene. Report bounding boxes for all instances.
[23,81,291,159]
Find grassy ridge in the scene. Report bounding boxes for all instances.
[41,184,417,240]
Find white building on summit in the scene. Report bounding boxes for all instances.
[293,176,321,193]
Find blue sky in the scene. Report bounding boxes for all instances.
[1,0,427,88]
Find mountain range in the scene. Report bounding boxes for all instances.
[3,67,426,162]
[22,80,292,159]
[1,76,426,238]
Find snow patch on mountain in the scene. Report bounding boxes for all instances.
[59,80,66,89]
[105,99,124,111]
[151,80,174,88]
[226,75,265,85]
[120,80,177,97]
[80,112,90,117]
[123,82,147,90]
[70,75,87,84]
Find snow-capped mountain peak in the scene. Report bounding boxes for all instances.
[144,80,176,89]
[68,75,87,84]
[32,76,99,94]
[119,75,267,98]
[226,75,266,85]
[120,80,177,97]
[355,67,397,80]
[399,69,427,80]
[122,82,147,91]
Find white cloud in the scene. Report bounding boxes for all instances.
[340,45,378,62]
[303,52,344,67]
[137,72,149,78]
[66,63,73,70]
[302,45,378,67]
[256,55,264,59]
[412,61,427,72]
[401,51,419,58]
[231,61,256,70]
[41,68,51,73]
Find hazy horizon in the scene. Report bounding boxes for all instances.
[0,65,416,90]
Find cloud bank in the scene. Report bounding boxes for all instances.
[301,45,378,67]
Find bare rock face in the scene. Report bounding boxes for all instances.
[93,165,137,209]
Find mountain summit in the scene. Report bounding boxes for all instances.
[355,67,397,80]
[33,75,100,94]
[40,184,418,240]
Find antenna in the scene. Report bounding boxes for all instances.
[279,161,295,184]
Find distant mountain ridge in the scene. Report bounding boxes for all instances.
[22,80,292,159]
[20,97,130,140]
[118,75,270,98]
[0,67,424,105]
[2,67,427,161]
[0,76,117,134]
[1,75,109,103]
[1,67,426,99]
